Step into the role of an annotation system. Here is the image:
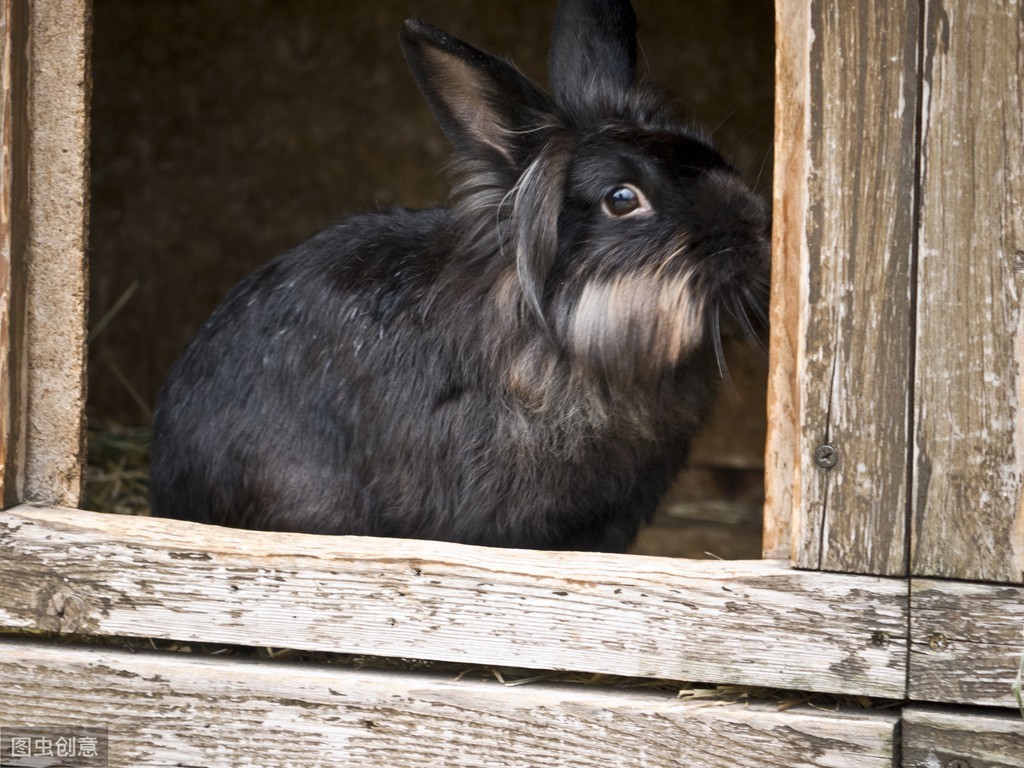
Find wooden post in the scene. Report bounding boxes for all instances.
[0,0,91,507]
[767,0,919,576]
[0,0,30,507]
[17,0,91,506]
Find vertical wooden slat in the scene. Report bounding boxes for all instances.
[912,0,1024,584]
[762,0,808,560]
[781,0,919,574]
[0,0,29,507]
[18,0,91,506]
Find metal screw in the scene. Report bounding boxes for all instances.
[947,759,971,768]
[870,631,890,648]
[1013,249,1024,272]
[928,633,950,651]
[813,443,839,470]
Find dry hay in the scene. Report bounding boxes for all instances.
[84,424,151,516]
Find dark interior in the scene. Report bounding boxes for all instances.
[87,0,774,558]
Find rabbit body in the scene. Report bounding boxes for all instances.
[150,0,770,552]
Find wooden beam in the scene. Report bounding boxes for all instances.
[909,579,1024,708]
[902,705,1024,768]
[0,639,901,768]
[0,505,909,698]
[911,0,1024,584]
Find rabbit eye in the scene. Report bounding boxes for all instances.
[602,184,651,218]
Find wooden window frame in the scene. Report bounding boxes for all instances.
[1,1,1021,765]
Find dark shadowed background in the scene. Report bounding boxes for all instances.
[87,0,775,556]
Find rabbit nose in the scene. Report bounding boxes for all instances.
[706,170,767,219]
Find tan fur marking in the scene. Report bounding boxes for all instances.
[570,270,705,371]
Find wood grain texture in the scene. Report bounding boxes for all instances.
[762,0,809,561]
[902,706,1024,768]
[911,0,1024,584]
[0,505,909,698]
[792,0,918,575]
[0,639,901,768]
[20,0,90,506]
[909,579,1024,708]
[0,0,29,507]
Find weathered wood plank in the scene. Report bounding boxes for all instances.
[762,0,808,561]
[0,639,900,768]
[0,0,30,507]
[909,579,1024,708]
[0,505,909,698]
[18,0,90,507]
[789,0,918,575]
[902,705,1024,768]
[911,0,1024,584]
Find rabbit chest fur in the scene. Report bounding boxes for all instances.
[150,0,770,553]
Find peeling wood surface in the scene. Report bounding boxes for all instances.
[902,706,1024,768]
[911,0,1024,584]
[789,0,918,576]
[762,0,808,561]
[908,579,1024,708]
[0,640,901,768]
[0,505,909,698]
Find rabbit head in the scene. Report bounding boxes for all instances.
[400,0,770,384]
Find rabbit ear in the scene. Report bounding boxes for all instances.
[548,0,638,119]
[401,18,551,167]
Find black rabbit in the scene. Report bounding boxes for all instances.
[149,0,770,553]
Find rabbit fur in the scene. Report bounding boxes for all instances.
[149,0,771,553]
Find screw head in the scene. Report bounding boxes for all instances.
[813,443,839,469]
[947,760,971,768]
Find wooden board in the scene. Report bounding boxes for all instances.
[0,0,30,508]
[18,0,91,507]
[0,639,900,768]
[911,0,1024,584]
[773,0,918,575]
[0,505,909,698]
[909,579,1024,708]
[762,0,808,561]
[902,706,1024,768]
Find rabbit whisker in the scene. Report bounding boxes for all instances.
[742,284,770,325]
[731,292,766,352]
